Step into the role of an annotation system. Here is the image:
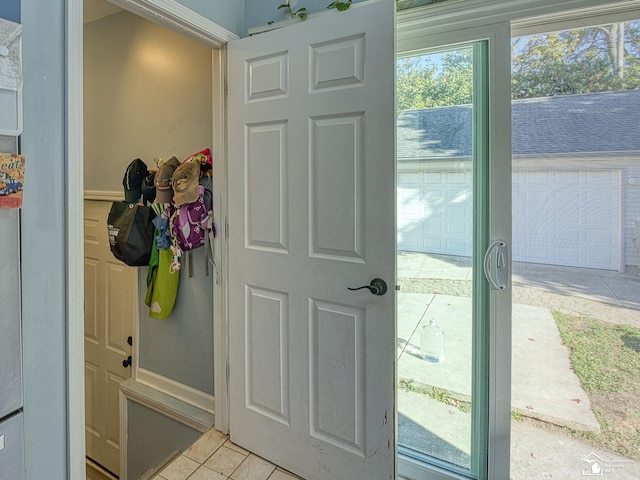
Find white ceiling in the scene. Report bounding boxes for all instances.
[84,0,123,24]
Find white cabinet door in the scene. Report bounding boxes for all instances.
[228,1,396,478]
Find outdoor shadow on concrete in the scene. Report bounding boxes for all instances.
[398,413,470,470]
[513,261,640,308]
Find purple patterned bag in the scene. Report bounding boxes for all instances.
[168,185,214,272]
[169,185,212,249]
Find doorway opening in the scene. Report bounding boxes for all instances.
[79,0,231,477]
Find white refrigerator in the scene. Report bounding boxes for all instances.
[0,135,25,480]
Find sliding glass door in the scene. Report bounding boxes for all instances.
[396,18,512,480]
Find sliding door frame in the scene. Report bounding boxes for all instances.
[396,0,640,478]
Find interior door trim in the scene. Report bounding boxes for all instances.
[108,0,239,47]
[66,2,233,478]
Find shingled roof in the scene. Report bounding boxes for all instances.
[397,89,640,161]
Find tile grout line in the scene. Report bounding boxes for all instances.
[160,434,301,480]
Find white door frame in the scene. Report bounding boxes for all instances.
[66,1,236,477]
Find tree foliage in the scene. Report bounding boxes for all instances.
[397,48,473,113]
[511,21,640,99]
[396,21,640,110]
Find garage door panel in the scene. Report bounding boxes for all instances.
[425,190,444,205]
[400,202,420,218]
[555,228,581,243]
[399,168,620,270]
[513,169,621,270]
[402,233,420,250]
[524,171,549,184]
[447,172,467,184]
[556,245,580,259]
[585,227,613,245]
[446,238,468,253]
[399,172,422,185]
[555,171,579,185]
[424,236,444,251]
[425,172,443,183]
[556,189,578,206]
[397,170,473,256]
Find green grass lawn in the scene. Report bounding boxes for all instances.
[553,311,640,460]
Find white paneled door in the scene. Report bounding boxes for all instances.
[84,200,135,475]
[227,1,396,479]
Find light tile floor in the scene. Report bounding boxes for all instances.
[152,428,303,480]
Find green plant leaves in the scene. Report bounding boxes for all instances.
[328,0,352,11]
[278,2,307,20]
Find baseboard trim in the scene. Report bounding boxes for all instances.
[120,378,214,433]
[84,190,123,202]
[136,368,215,415]
[86,458,118,480]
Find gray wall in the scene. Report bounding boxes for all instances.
[84,11,214,393]
[0,2,19,22]
[138,235,215,394]
[84,11,213,191]
[127,400,201,480]
[21,1,68,478]
[176,0,243,36]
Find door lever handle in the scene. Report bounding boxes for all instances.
[348,278,388,296]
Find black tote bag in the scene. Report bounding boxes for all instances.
[107,201,156,266]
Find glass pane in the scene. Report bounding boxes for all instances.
[510,20,640,479]
[396,46,475,472]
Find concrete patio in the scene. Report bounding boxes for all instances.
[396,252,640,476]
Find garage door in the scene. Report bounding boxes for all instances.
[512,170,621,270]
[397,170,472,256]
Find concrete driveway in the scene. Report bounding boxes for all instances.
[396,252,640,478]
